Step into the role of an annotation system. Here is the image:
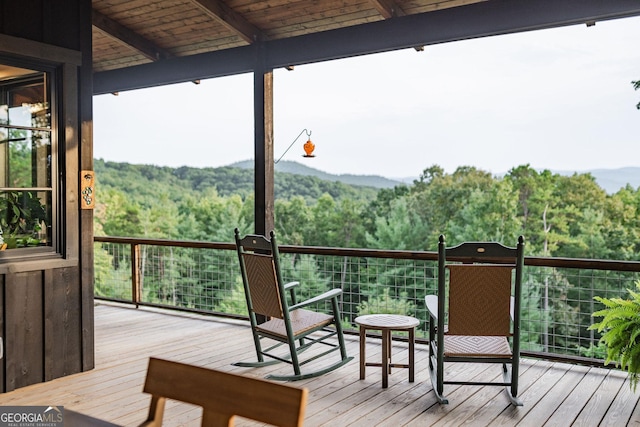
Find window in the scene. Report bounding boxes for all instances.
[0,63,55,253]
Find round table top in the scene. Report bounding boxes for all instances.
[355,314,420,330]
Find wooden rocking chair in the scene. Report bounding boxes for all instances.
[425,234,525,406]
[233,228,353,381]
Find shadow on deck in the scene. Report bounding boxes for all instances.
[0,303,638,426]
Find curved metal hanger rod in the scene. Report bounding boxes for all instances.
[274,128,311,164]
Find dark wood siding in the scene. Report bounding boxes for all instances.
[2,267,84,391]
[0,0,94,392]
[44,268,83,381]
[0,275,4,393]
[5,272,44,391]
[0,1,45,41]
[0,0,81,50]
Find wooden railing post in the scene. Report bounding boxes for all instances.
[131,243,141,307]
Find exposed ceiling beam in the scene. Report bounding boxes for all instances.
[190,0,266,43]
[369,0,424,51]
[267,0,640,69]
[94,0,640,95]
[370,0,406,18]
[92,9,172,61]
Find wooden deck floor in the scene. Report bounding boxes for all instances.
[1,303,639,426]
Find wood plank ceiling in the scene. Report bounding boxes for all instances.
[91,0,474,73]
[91,0,640,93]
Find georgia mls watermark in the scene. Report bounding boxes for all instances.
[0,406,63,427]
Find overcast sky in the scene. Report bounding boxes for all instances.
[93,15,640,179]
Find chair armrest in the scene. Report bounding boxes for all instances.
[284,281,300,305]
[289,288,342,311]
[425,295,439,321]
[284,281,300,290]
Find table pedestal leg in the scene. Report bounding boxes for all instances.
[359,327,366,380]
[409,327,415,382]
[382,330,389,388]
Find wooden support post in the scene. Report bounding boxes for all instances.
[79,0,96,372]
[254,42,274,237]
[131,244,141,307]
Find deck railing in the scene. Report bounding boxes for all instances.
[94,236,640,365]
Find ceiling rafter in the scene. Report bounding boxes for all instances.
[190,0,266,43]
[92,9,172,61]
[369,0,406,18]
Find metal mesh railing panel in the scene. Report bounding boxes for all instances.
[94,240,640,360]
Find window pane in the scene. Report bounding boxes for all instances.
[0,190,50,248]
[0,68,52,250]
[7,81,50,128]
[0,128,52,188]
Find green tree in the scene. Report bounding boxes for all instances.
[363,185,410,236]
[94,243,132,300]
[275,196,311,245]
[217,277,248,316]
[506,165,557,254]
[100,188,144,237]
[366,198,427,250]
[279,253,331,303]
[162,191,249,310]
[605,186,640,260]
[357,288,416,316]
[139,193,179,239]
[445,179,522,243]
[307,194,338,246]
[364,198,431,317]
[409,165,495,248]
[334,198,367,249]
[177,190,247,242]
[519,281,549,351]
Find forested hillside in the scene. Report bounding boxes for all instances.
[95,159,640,260]
[94,159,380,242]
[95,159,379,204]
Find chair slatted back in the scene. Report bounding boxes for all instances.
[447,264,514,336]
[140,358,308,427]
[242,252,284,319]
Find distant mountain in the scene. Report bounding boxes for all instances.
[231,160,406,189]
[553,167,640,194]
[232,161,640,194]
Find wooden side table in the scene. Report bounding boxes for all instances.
[355,314,420,388]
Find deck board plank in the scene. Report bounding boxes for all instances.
[0,303,638,426]
[426,359,544,427]
[599,371,639,427]
[572,368,632,426]
[516,364,589,427]
[542,365,605,427]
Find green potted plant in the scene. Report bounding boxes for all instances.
[0,191,47,249]
[589,280,640,392]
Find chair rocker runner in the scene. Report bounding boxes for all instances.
[425,234,525,406]
[233,228,353,381]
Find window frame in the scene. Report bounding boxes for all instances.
[0,34,81,266]
[0,64,57,255]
